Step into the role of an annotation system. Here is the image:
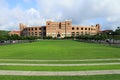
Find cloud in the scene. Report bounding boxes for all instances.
[0,4,45,30]
[35,0,120,29]
[1,0,120,30]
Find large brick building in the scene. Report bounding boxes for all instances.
[20,20,100,38]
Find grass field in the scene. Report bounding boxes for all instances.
[0,40,120,59]
[0,65,120,71]
[0,75,120,80]
[0,40,120,80]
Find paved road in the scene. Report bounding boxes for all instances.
[0,70,119,76]
[0,63,120,66]
[0,58,120,62]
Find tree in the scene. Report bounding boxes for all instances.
[0,30,9,40]
[114,27,120,35]
[7,34,20,40]
[43,36,52,39]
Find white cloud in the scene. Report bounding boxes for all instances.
[36,0,120,22]
[1,0,120,30]
[0,5,45,30]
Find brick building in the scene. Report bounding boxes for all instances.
[20,20,100,38]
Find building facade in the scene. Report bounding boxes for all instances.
[20,24,46,37]
[20,20,100,38]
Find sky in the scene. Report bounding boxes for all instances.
[0,0,120,31]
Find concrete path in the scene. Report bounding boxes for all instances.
[0,70,119,76]
[0,58,120,62]
[0,63,120,66]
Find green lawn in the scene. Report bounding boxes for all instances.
[0,40,120,80]
[0,40,120,60]
[0,75,120,80]
[0,65,120,71]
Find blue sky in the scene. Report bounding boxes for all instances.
[0,0,120,30]
[7,0,37,9]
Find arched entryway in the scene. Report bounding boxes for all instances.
[57,32,61,38]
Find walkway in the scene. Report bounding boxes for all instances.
[0,58,120,62]
[0,70,120,76]
[0,63,120,66]
[0,58,120,76]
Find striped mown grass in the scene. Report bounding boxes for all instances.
[0,40,120,60]
[0,65,119,71]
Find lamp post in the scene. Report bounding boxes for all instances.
[109,32,112,46]
[42,28,44,40]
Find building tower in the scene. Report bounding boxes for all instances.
[96,24,101,33]
[19,23,27,36]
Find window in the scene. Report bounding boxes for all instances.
[39,28,41,30]
[81,28,83,30]
[39,32,41,35]
[31,28,33,30]
[89,28,90,30]
[32,32,34,35]
[68,23,70,25]
[72,27,74,30]
[77,27,79,30]
[35,28,37,30]
[89,32,90,34]
[59,23,61,29]
[76,32,79,36]
[48,23,50,25]
[81,32,83,35]
[72,32,75,36]
[85,28,87,30]
[35,32,37,35]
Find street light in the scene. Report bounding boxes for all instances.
[109,32,112,46]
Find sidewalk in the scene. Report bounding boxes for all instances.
[0,70,119,76]
[0,62,120,66]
